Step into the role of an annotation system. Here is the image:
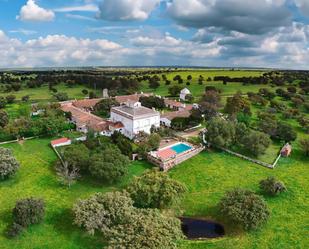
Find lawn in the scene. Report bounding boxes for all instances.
[170,149,308,249]
[0,83,101,101]
[0,138,151,249]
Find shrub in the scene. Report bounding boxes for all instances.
[219,189,270,230]
[0,110,9,128]
[299,138,309,156]
[0,148,20,180]
[259,177,287,196]
[21,95,30,102]
[6,95,16,104]
[54,92,68,101]
[6,223,24,238]
[13,198,45,227]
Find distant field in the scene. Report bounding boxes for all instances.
[0,138,151,249]
[0,83,101,101]
[141,70,267,98]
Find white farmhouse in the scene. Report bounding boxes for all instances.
[110,101,160,139]
[180,88,191,101]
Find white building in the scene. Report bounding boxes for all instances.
[180,88,191,101]
[110,101,160,139]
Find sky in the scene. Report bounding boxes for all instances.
[0,0,309,69]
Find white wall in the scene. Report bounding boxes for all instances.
[111,111,160,139]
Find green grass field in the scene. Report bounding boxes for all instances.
[170,150,308,249]
[141,70,269,98]
[0,139,307,249]
[0,138,151,249]
[0,83,100,101]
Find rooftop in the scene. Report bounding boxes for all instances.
[51,138,71,146]
[115,93,152,104]
[72,98,102,109]
[161,110,191,121]
[111,103,159,119]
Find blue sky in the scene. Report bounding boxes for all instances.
[0,0,309,68]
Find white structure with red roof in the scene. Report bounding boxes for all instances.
[111,101,160,139]
[180,88,191,101]
[51,138,71,148]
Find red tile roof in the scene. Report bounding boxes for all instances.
[157,148,177,160]
[115,93,152,104]
[110,122,124,129]
[51,138,70,146]
[72,98,102,109]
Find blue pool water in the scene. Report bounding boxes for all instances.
[171,143,192,154]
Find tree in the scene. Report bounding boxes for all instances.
[276,122,297,142]
[56,161,80,188]
[224,92,251,117]
[82,89,88,95]
[127,170,186,209]
[62,143,90,172]
[0,148,20,180]
[93,98,119,117]
[21,95,30,102]
[13,198,45,227]
[89,147,130,183]
[107,208,183,249]
[168,85,182,96]
[6,95,16,104]
[89,91,96,99]
[149,78,160,89]
[0,96,7,108]
[73,191,183,249]
[73,191,135,235]
[199,90,221,120]
[185,94,194,102]
[299,138,309,156]
[259,177,287,196]
[241,131,271,157]
[140,96,165,109]
[206,117,235,148]
[54,92,68,101]
[0,110,9,128]
[257,112,278,137]
[219,189,270,230]
[147,133,161,151]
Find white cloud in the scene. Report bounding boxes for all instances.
[54,4,99,12]
[17,0,55,22]
[295,0,309,17]
[0,31,125,67]
[97,0,160,21]
[9,29,37,35]
[167,0,291,34]
[0,24,308,69]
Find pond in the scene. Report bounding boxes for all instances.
[180,217,225,239]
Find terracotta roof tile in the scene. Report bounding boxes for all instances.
[157,148,177,160]
[51,138,70,146]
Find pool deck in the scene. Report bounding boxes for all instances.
[147,140,205,171]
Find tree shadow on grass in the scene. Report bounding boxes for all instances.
[0,209,13,238]
[51,208,106,249]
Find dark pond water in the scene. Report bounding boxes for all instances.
[180,217,225,239]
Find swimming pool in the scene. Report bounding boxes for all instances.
[170,143,192,154]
